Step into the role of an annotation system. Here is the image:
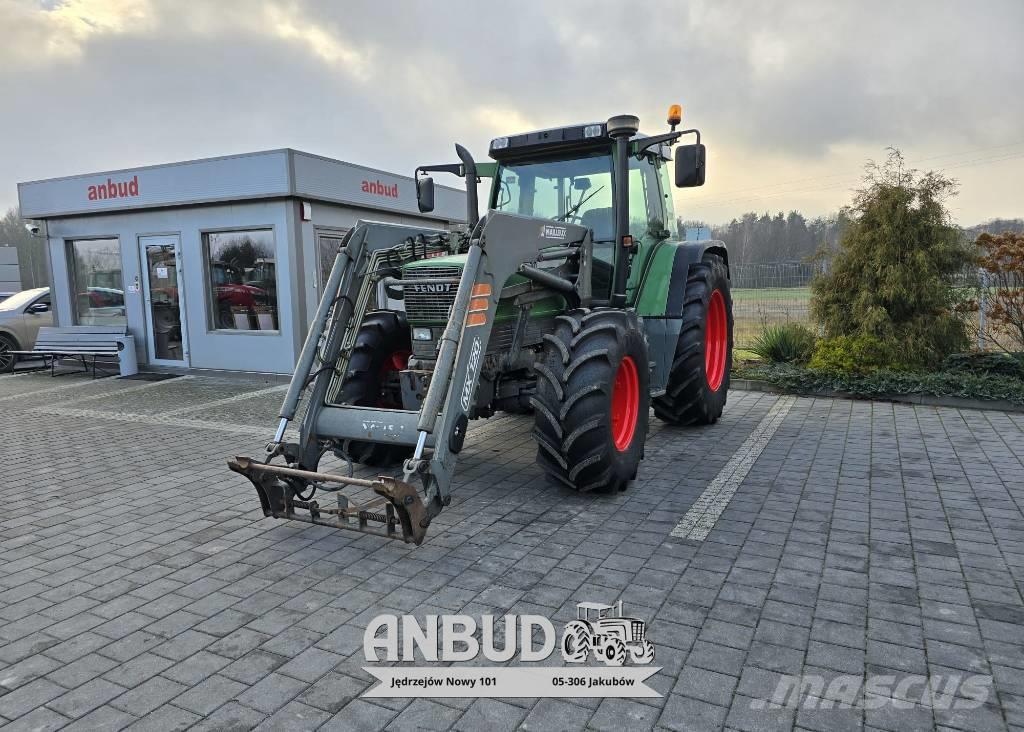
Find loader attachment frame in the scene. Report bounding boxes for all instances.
[230,214,590,544]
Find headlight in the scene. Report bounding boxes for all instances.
[412,327,433,341]
[491,137,509,150]
[584,124,603,138]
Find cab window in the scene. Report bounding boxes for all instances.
[628,154,666,239]
[493,153,614,240]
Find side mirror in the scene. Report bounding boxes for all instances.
[416,176,435,213]
[28,302,50,314]
[675,143,706,188]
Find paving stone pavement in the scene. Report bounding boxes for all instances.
[1,370,1023,731]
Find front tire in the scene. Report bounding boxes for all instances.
[630,640,655,664]
[532,308,650,492]
[336,311,412,466]
[600,638,627,666]
[0,334,17,373]
[654,254,733,425]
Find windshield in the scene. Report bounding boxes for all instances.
[494,153,614,240]
[0,288,47,312]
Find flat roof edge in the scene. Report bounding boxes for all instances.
[17,149,292,188]
[18,147,466,195]
[22,193,465,223]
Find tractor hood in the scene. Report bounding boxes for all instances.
[401,253,469,271]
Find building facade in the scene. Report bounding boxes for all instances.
[18,149,465,373]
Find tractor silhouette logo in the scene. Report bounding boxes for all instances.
[561,601,655,665]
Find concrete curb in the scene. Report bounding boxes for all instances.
[730,377,1024,413]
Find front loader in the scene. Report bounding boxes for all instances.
[229,107,734,545]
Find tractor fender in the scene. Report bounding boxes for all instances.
[636,239,728,393]
[664,240,729,317]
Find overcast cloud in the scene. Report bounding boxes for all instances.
[1,0,1022,224]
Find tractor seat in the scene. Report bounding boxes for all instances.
[581,207,614,241]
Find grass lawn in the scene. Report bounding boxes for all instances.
[731,286,812,303]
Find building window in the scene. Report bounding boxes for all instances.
[316,230,349,290]
[68,238,126,325]
[203,229,278,331]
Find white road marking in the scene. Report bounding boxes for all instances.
[670,395,796,542]
[160,383,288,416]
[0,374,179,404]
[60,375,195,405]
[30,403,292,438]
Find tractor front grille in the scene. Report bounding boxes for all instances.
[403,266,461,323]
[632,620,645,642]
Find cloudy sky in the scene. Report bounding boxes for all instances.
[2,0,1022,225]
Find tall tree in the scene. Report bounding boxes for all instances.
[811,149,971,368]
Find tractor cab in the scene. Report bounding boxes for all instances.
[487,147,656,301]
[416,108,707,309]
[575,600,623,622]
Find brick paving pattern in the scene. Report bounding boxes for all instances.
[1,371,1022,730]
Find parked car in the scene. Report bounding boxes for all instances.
[75,286,127,324]
[0,292,16,303]
[0,287,52,372]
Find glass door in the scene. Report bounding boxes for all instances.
[140,235,188,366]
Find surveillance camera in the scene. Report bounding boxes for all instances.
[24,223,40,235]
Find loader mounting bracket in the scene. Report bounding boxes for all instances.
[227,457,431,545]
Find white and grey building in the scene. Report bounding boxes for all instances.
[17,150,465,373]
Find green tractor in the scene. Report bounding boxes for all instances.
[229,108,733,545]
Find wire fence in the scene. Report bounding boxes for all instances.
[730,262,1016,352]
[730,262,820,349]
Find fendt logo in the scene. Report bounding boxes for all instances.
[87,175,139,201]
[411,283,452,294]
[361,179,400,198]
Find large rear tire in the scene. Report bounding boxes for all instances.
[654,254,733,425]
[337,311,413,466]
[561,621,592,663]
[532,308,650,492]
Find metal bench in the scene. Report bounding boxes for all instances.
[12,326,138,378]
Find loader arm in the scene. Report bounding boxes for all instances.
[229,213,589,544]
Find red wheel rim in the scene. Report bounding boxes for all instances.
[382,351,410,375]
[705,289,727,391]
[610,356,639,452]
[377,351,410,407]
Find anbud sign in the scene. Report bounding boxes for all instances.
[87,175,139,201]
[361,603,661,699]
[361,179,400,198]
[365,614,555,662]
